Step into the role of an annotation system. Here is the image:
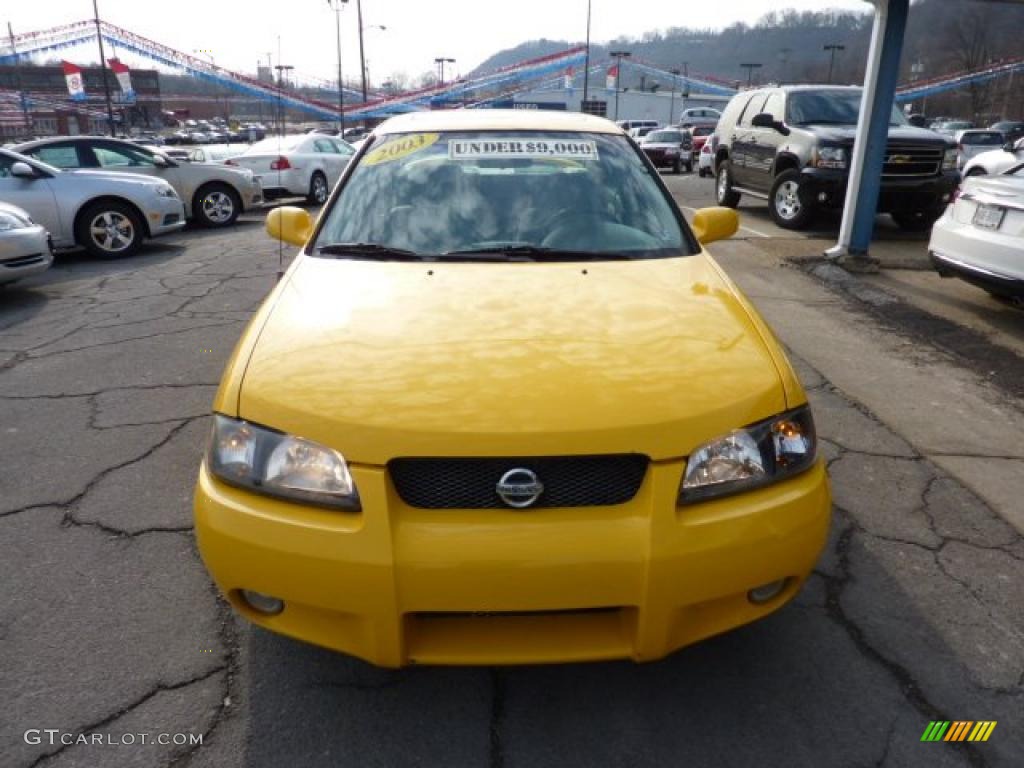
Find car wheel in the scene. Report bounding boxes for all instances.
[685,162,694,173]
[891,209,942,232]
[75,201,144,259]
[307,172,329,205]
[194,183,240,228]
[672,159,681,174]
[715,161,741,208]
[965,167,987,177]
[769,170,814,230]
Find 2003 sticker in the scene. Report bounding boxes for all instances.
[362,133,440,165]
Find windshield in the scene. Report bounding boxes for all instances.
[961,132,1004,146]
[645,130,683,143]
[787,90,907,127]
[314,130,690,260]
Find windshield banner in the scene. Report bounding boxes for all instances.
[449,139,599,160]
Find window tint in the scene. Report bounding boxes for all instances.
[316,131,690,259]
[787,90,906,126]
[34,145,80,168]
[762,92,785,121]
[94,144,156,167]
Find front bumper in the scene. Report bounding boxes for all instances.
[146,198,188,237]
[0,225,53,285]
[195,458,830,667]
[799,168,959,212]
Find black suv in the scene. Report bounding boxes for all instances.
[712,85,959,230]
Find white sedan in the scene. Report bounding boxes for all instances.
[962,136,1024,177]
[929,163,1024,302]
[0,201,52,286]
[228,134,355,204]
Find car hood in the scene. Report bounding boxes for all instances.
[800,124,953,146]
[236,253,788,464]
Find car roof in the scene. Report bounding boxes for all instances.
[374,109,622,136]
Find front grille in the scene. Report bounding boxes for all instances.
[389,454,649,509]
[883,142,944,177]
[1,254,45,269]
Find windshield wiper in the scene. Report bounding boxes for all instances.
[316,242,433,261]
[440,245,631,261]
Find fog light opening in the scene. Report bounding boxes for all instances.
[748,579,789,605]
[240,590,285,615]
[817,192,828,203]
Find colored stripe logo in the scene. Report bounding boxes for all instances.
[921,721,997,742]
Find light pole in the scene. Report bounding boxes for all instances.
[92,0,116,136]
[362,25,386,92]
[581,0,592,109]
[274,64,294,134]
[609,50,631,120]
[327,0,348,132]
[824,44,845,84]
[669,68,680,124]
[356,0,367,102]
[434,57,455,86]
[740,62,762,88]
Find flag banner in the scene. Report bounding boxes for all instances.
[606,65,618,91]
[62,60,86,101]
[108,58,135,100]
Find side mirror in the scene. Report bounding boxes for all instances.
[1005,141,1017,153]
[10,161,36,179]
[153,153,172,167]
[691,206,739,246]
[751,113,790,135]
[266,206,313,247]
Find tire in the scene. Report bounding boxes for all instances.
[672,159,681,174]
[685,162,694,173]
[307,172,329,205]
[194,182,240,228]
[715,161,741,208]
[769,169,815,230]
[891,209,942,232]
[75,200,144,259]
[965,167,987,177]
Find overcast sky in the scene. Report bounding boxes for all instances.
[7,1,870,85]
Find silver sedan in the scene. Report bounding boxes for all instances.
[0,201,52,286]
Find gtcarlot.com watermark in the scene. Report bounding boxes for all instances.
[25,729,202,747]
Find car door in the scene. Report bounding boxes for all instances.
[745,90,786,193]
[312,138,346,187]
[89,141,185,199]
[730,92,768,187]
[0,154,64,243]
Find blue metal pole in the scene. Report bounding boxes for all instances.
[827,0,909,271]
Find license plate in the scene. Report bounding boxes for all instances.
[972,203,1005,230]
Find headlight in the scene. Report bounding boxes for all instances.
[813,146,847,169]
[207,414,360,510]
[155,185,178,199]
[679,405,816,504]
[942,148,958,170]
[0,211,31,231]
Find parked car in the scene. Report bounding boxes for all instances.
[955,129,1007,170]
[0,147,184,258]
[929,163,1024,302]
[14,136,263,228]
[689,124,716,153]
[615,119,659,133]
[0,201,52,286]
[228,133,355,203]
[627,125,658,139]
[712,85,958,230]
[962,136,1024,177]
[159,147,193,162]
[194,109,830,667]
[932,120,974,137]
[698,139,715,177]
[990,120,1024,144]
[639,128,693,173]
[679,107,721,128]
[188,144,249,164]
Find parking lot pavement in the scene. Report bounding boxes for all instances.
[2,216,1022,767]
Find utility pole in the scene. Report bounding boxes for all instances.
[92,0,116,136]
[824,44,845,84]
[6,23,31,137]
[740,62,762,88]
[356,0,367,102]
[328,0,348,132]
[581,0,592,109]
[669,68,680,125]
[609,50,631,120]
[275,64,293,134]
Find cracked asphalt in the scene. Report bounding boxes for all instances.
[2,209,1022,768]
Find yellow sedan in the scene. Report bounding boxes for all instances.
[195,110,830,667]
